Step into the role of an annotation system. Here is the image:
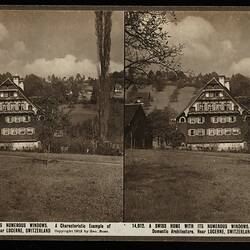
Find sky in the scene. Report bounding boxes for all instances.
[167,11,250,77]
[0,10,123,78]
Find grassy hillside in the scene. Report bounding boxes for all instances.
[60,103,97,125]
[137,85,196,114]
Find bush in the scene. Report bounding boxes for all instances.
[96,141,123,156]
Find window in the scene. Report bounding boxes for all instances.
[26,127,34,135]
[19,128,26,135]
[20,103,26,111]
[215,102,221,111]
[224,128,231,135]
[3,93,8,98]
[198,103,205,111]
[23,116,31,122]
[6,103,10,111]
[5,116,13,123]
[217,128,223,136]
[207,103,213,111]
[225,102,232,111]
[15,116,21,123]
[229,116,236,123]
[197,129,205,136]
[188,129,196,136]
[179,117,186,123]
[197,117,205,124]
[188,117,196,124]
[232,128,241,135]
[207,128,216,136]
[205,92,209,98]
[220,117,227,123]
[15,103,19,111]
[1,128,9,135]
[211,116,219,123]
[219,92,224,97]
[0,93,3,98]
[10,128,17,135]
[13,92,18,97]
[10,103,15,111]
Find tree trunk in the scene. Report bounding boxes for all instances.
[95,11,112,142]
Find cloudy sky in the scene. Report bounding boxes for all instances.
[167,11,250,77]
[0,10,123,78]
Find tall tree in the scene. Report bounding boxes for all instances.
[125,11,183,88]
[95,11,112,142]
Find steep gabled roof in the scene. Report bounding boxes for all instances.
[0,77,41,111]
[177,77,249,118]
[125,104,144,127]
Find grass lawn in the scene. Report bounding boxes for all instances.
[0,151,123,222]
[125,149,250,223]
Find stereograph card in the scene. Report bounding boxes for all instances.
[0,5,249,241]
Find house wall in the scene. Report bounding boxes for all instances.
[187,142,247,151]
[0,79,41,150]
[0,113,40,143]
[0,141,41,150]
[176,77,250,151]
[178,113,248,144]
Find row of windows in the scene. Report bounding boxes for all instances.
[188,128,241,137]
[180,116,237,124]
[0,102,33,112]
[204,91,224,98]
[195,101,234,112]
[1,127,35,136]
[0,92,18,98]
[5,116,31,123]
[211,116,236,123]
[187,117,205,124]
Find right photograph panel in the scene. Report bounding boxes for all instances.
[124,10,250,222]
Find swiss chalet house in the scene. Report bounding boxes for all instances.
[0,76,43,150]
[177,76,250,151]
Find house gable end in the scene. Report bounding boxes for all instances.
[0,78,40,114]
[177,77,249,118]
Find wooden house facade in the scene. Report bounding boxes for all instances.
[0,76,43,150]
[176,76,250,151]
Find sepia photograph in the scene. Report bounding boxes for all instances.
[124,10,250,223]
[0,9,124,222]
[2,6,250,240]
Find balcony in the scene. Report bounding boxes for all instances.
[188,110,239,115]
[0,110,35,114]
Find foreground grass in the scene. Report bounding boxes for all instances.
[125,149,250,222]
[0,152,123,222]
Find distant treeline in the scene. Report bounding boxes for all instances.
[0,71,124,104]
[138,70,250,98]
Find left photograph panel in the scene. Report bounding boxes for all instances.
[0,10,124,222]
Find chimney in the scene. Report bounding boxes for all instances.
[13,75,19,86]
[218,75,230,91]
[224,80,230,91]
[218,75,225,85]
[19,79,24,91]
[13,75,24,91]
